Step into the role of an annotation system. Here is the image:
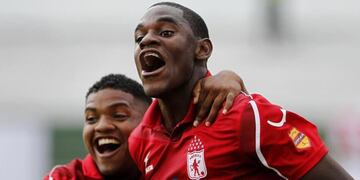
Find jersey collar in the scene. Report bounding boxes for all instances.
[141,71,212,137]
[83,154,103,179]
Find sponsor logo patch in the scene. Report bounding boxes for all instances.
[187,136,207,179]
[289,128,311,149]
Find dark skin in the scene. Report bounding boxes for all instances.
[47,6,249,180]
[134,4,353,179]
[82,73,246,180]
[84,89,144,179]
[46,72,247,180]
[193,70,248,126]
[178,70,247,128]
[84,73,246,179]
[134,5,211,132]
[302,155,353,179]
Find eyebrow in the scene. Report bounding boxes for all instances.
[135,16,179,32]
[85,102,130,113]
[135,24,144,32]
[157,16,179,25]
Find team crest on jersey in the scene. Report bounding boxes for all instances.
[289,127,311,149]
[187,136,207,179]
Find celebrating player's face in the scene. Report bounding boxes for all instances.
[83,89,147,177]
[134,5,198,98]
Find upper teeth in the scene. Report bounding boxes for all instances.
[98,138,119,146]
[144,52,159,58]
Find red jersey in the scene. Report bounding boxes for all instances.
[43,154,103,180]
[129,93,328,180]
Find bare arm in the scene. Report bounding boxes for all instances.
[192,70,248,127]
[302,154,353,179]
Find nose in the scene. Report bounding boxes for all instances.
[139,32,159,49]
[94,116,116,133]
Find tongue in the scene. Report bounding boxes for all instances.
[143,55,165,72]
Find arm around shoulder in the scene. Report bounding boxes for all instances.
[192,70,248,126]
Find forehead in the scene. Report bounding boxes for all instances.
[137,5,189,28]
[86,89,135,107]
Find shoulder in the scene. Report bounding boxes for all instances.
[128,118,150,174]
[245,94,328,179]
[225,93,254,114]
[43,155,104,180]
[243,93,321,138]
[43,158,83,180]
[129,118,152,145]
[129,99,161,139]
[227,93,271,111]
[222,93,264,122]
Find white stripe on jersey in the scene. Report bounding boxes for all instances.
[249,100,288,180]
[48,165,66,180]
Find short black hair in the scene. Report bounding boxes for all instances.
[150,2,209,39]
[86,74,152,105]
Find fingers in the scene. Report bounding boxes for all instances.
[193,78,208,127]
[205,95,224,126]
[192,79,202,104]
[240,79,248,94]
[222,92,235,114]
[193,92,214,127]
[192,70,248,127]
[196,83,208,109]
[193,91,236,127]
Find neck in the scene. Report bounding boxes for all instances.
[158,67,207,133]
[103,168,140,180]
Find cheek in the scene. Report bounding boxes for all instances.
[134,57,142,75]
[172,45,195,69]
[82,126,93,150]
[134,48,141,63]
[135,62,142,74]
[172,59,193,79]
[122,124,135,138]
[118,121,137,138]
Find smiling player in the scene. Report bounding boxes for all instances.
[129,2,353,179]
[44,71,248,180]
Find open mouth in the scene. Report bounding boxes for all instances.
[96,138,121,155]
[140,52,165,74]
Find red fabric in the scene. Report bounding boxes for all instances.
[129,93,327,180]
[43,154,103,180]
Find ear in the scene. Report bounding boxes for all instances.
[195,38,213,60]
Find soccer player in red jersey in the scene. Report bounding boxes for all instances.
[44,72,247,180]
[129,2,353,179]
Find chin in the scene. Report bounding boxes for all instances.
[99,160,136,179]
[98,165,120,177]
[143,85,164,98]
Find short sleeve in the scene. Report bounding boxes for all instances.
[250,94,328,179]
[43,165,74,180]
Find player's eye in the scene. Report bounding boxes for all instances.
[113,113,128,121]
[85,116,97,124]
[135,36,143,44]
[159,30,174,37]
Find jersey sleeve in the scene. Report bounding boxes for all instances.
[43,157,93,180]
[43,165,74,180]
[250,94,328,179]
